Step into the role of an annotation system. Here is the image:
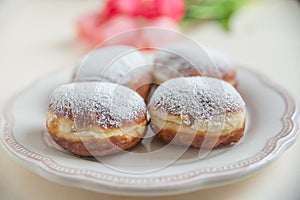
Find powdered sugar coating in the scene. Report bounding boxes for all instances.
[154,42,234,82]
[149,77,245,126]
[49,82,146,129]
[205,47,234,73]
[74,45,150,84]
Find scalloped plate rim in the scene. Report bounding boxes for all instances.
[0,66,299,196]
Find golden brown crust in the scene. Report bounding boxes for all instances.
[221,70,237,87]
[49,132,143,156]
[152,123,245,148]
[46,112,147,156]
[135,83,152,101]
[125,74,153,101]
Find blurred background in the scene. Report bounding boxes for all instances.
[0,0,299,101]
[0,0,300,200]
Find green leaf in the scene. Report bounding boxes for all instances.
[183,0,251,30]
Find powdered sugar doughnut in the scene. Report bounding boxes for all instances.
[46,82,147,156]
[73,45,152,100]
[154,42,237,86]
[148,77,246,148]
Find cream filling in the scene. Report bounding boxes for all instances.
[150,110,246,135]
[46,112,147,140]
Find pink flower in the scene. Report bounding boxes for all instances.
[104,0,142,18]
[77,13,139,46]
[141,0,185,22]
[77,12,103,42]
[92,14,140,46]
[105,0,185,22]
[76,0,185,48]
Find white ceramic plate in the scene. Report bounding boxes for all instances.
[0,67,299,196]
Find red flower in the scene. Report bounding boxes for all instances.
[76,0,185,48]
[141,0,185,22]
[104,0,142,18]
[105,0,185,21]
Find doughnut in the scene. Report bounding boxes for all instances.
[153,42,237,86]
[148,77,246,148]
[46,82,147,156]
[73,45,152,101]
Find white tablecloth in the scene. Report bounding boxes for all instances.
[1,0,299,199]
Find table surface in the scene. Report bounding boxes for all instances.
[1,0,300,199]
